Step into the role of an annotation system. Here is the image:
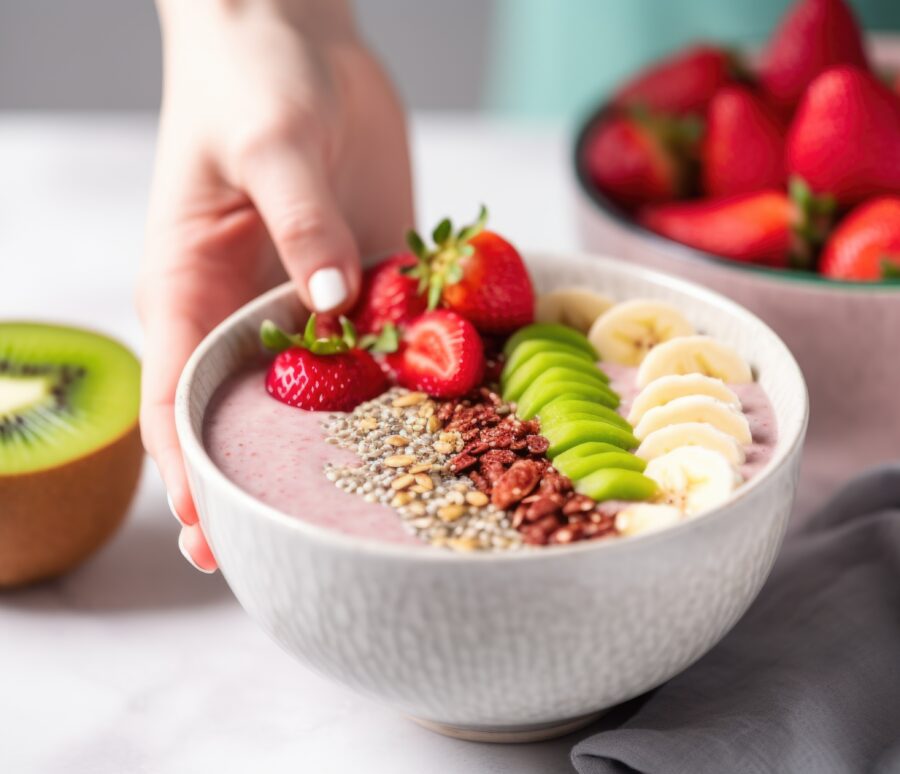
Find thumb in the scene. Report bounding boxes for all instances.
[241,140,360,313]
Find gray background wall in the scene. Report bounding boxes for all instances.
[0,1,491,110]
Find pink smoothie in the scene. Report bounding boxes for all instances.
[204,369,422,545]
[204,365,778,545]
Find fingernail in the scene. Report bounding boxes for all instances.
[308,267,347,311]
[166,492,183,524]
[178,529,215,574]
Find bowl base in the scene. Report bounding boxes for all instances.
[410,709,606,743]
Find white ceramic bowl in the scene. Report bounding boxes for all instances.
[175,252,807,742]
[574,35,900,495]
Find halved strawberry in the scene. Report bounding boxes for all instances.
[583,111,700,209]
[405,207,534,335]
[819,196,900,280]
[260,316,388,411]
[389,310,484,398]
[349,253,427,335]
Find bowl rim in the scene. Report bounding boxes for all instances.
[175,251,808,564]
[572,106,900,294]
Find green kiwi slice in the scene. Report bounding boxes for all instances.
[502,353,609,403]
[553,452,646,483]
[0,323,140,475]
[574,468,658,501]
[542,419,639,457]
[539,398,631,431]
[501,339,594,387]
[552,442,625,468]
[503,323,597,359]
[516,374,620,419]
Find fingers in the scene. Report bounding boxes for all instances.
[178,523,218,573]
[138,299,207,528]
[239,137,361,313]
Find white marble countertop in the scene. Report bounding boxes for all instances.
[0,112,599,774]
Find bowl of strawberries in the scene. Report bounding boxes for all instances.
[574,0,900,488]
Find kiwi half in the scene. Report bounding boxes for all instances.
[0,322,142,587]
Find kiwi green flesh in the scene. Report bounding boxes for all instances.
[543,420,639,457]
[501,339,594,387]
[551,442,628,468]
[0,323,140,475]
[503,323,597,359]
[575,469,658,502]
[554,452,646,482]
[516,379,619,419]
[503,353,609,402]
[539,398,631,431]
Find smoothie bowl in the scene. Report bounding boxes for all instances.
[175,239,807,741]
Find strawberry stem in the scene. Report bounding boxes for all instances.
[881,257,900,281]
[403,204,489,311]
[788,176,836,269]
[260,315,357,355]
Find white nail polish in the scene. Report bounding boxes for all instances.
[166,492,182,524]
[308,268,348,311]
[178,530,215,574]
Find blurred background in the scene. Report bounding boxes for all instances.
[4,0,898,118]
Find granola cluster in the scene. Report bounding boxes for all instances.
[439,389,617,546]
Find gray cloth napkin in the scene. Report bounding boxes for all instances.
[572,464,900,774]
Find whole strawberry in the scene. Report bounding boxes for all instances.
[349,253,427,335]
[612,45,739,114]
[261,317,388,411]
[702,86,785,197]
[785,66,900,206]
[405,207,534,335]
[819,197,900,280]
[583,112,699,209]
[639,183,834,268]
[388,310,485,398]
[759,0,869,113]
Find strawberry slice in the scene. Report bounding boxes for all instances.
[405,206,534,335]
[611,44,740,115]
[819,197,900,281]
[349,253,428,335]
[389,310,485,398]
[261,316,388,411]
[759,0,869,114]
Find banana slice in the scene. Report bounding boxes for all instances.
[615,503,684,537]
[635,422,746,465]
[645,447,742,516]
[634,395,752,444]
[535,288,615,333]
[627,373,742,425]
[588,299,694,367]
[636,335,753,388]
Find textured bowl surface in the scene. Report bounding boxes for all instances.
[175,252,807,735]
[573,35,900,490]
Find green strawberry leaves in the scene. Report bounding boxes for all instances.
[403,204,488,310]
[261,316,399,356]
[788,176,837,270]
[881,258,900,281]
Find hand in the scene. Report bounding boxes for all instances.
[138,0,413,572]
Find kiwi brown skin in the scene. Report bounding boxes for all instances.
[0,422,143,588]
